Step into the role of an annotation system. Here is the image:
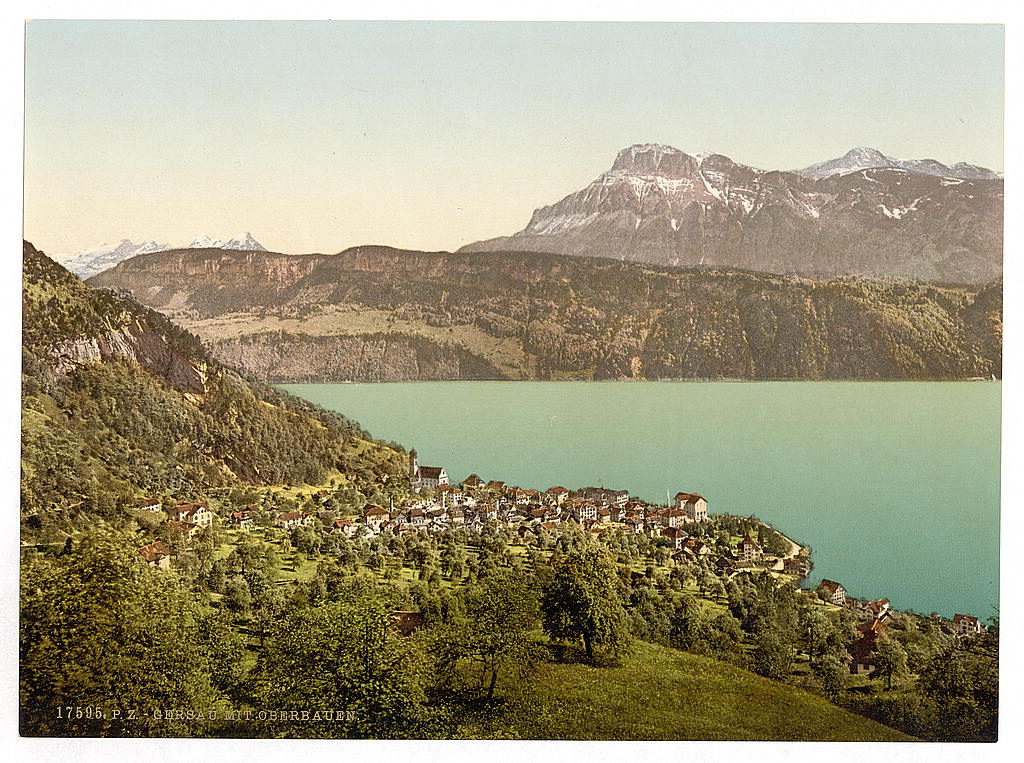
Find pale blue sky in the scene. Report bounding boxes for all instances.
[24,21,1004,255]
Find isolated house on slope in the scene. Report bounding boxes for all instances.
[953,613,986,638]
[738,535,762,562]
[137,540,172,569]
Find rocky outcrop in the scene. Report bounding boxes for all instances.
[48,319,206,393]
[208,332,507,383]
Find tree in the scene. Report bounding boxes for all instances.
[669,597,708,653]
[252,577,431,738]
[222,575,253,614]
[751,628,794,680]
[799,607,850,667]
[540,545,631,663]
[813,654,847,700]
[872,637,910,690]
[457,568,539,699]
[20,531,223,736]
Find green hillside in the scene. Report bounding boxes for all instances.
[20,240,989,742]
[21,241,409,540]
[470,639,915,741]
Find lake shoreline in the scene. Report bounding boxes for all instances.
[281,380,1001,620]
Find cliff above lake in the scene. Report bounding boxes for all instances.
[88,246,1002,382]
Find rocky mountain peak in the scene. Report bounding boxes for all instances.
[610,143,699,177]
[843,146,889,164]
[461,143,1003,283]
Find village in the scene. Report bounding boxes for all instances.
[133,448,990,672]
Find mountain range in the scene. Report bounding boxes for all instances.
[58,232,267,278]
[794,146,1002,181]
[461,144,1002,283]
[87,245,1002,383]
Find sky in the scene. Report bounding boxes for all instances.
[24,20,1004,256]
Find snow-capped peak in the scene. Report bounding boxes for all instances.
[220,232,268,251]
[797,147,1001,181]
[186,232,267,251]
[843,147,890,164]
[187,234,222,249]
[60,232,268,279]
[58,239,172,279]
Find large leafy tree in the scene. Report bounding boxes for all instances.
[751,627,794,680]
[540,545,631,663]
[250,575,431,738]
[457,568,539,699]
[872,637,910,690]
[20,531,224,736]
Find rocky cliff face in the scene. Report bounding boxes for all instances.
[461,144,1003,284]
[23,240,209,394]
[208,332,507,383]
[48,318,206,393]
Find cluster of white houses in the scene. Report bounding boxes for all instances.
[135,464,796,581]
[135,500,215,567]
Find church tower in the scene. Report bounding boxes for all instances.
[409,448,419,480]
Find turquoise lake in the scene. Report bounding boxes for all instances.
[282,381,1001,619]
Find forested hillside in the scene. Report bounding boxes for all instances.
[89,246,1002,382]
[21,241,408,541]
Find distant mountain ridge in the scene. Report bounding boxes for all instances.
[795,146,1002,181]
[461,144,1002,283]
[59,232,267,278]
[88,245,1002,383]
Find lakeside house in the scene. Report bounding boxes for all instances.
[546,486,569,505]
[953,613,986,638]
[783,556,810,577]
[365,504,390,527]
[330,518,357,537]
[817,579,847,606]
[738,535,762,562]
[277,511,303,530]
[164,520,201,542]
[661,526,688,549]
[674,492,708,522]
[168,502,213,527]
[849,616,887,675]
[576,487,630,507]
[848,598,892,621]
[681,538,713,557]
